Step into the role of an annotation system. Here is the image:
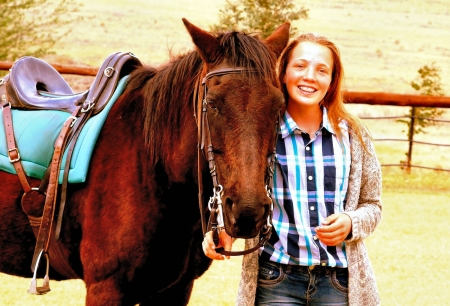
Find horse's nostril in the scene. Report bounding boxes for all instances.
[225,197,233,209]
[224,197,236,222]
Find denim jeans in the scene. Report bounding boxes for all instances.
[255,259,349,306]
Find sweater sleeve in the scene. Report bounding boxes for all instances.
[344,128,382,242]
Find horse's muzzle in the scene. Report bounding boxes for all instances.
[223,197,270,238]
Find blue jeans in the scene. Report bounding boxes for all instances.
[255,259,349,306]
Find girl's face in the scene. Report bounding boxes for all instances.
[283,41,334,109]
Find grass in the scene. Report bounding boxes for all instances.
[1,0,450,305]
[366,189,450,305]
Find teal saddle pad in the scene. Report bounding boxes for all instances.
[0,76,128,183]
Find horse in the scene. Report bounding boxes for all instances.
[0,19,290,305]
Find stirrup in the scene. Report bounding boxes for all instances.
[28,250,51,295]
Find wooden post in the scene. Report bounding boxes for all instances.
[406,107,416,173]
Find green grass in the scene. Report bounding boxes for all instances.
[0,276,85,306]
[366,189,450,305]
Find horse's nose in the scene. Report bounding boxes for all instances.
[224,195,270,238]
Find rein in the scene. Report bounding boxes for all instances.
[194,67,278,256]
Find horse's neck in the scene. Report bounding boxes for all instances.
[161,112,198,183]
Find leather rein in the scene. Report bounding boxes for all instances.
[194,67,278,256]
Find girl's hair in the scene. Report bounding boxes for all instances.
[278,33,369,148]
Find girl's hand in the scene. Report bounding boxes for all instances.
[315,214,352,246]
[202,230,233,260]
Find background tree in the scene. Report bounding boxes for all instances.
[408,63,445,132]
[0,0,83,62]
[210,0,308,38]
[398,62,445,171]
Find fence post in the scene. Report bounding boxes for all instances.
[406,107,416,173]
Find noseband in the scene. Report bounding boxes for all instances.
[194,67,278,256]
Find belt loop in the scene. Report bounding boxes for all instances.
[285,263,291,274]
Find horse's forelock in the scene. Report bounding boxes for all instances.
[215,31,278,83]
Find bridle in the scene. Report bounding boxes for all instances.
[194,67,279,256]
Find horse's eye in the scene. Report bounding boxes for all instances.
[212,147,224,155]
[206,99,216,109]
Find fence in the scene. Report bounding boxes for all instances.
[2,60,450,172]
[344,92,450,172]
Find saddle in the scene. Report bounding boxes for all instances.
[2,51,142,115]
[0,51,142,294]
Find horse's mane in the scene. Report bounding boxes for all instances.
[125,30,278,166]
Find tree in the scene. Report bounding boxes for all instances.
[0,0,83,61]
[398,63,445,171]
[399,63,445,135]
[210,0,308,38]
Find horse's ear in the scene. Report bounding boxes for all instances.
[182,18,220,64]
[264,22,291,58]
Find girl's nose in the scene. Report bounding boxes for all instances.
[302,67,315,80]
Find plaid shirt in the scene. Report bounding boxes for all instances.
[260,108,351,267]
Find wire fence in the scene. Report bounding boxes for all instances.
[359,112,450,172]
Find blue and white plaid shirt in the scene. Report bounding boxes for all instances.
[260,108,351,267]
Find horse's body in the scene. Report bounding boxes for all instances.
[0,20,289,305]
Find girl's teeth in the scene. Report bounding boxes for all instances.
[300,86,314,92]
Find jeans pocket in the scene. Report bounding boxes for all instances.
[330,268,349,294]
[257,261,284,285]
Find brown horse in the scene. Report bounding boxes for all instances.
[0,19,289,305]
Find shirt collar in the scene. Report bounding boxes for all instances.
[280,107,336,139]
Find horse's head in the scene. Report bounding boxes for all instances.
[183,19,290,238]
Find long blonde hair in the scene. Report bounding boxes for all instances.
[278,33,368,148]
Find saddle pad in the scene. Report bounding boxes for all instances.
[0,76,128,183]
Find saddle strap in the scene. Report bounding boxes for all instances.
[28,215,79,279]
[1,100,32,193]
[55,106,93,240]
[55,51,135,240]
[31,106,81,273]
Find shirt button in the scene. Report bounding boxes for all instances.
[306,146,310,151]
[308,176,313,180]
[313,235,318,240]
[310,206,315,210]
